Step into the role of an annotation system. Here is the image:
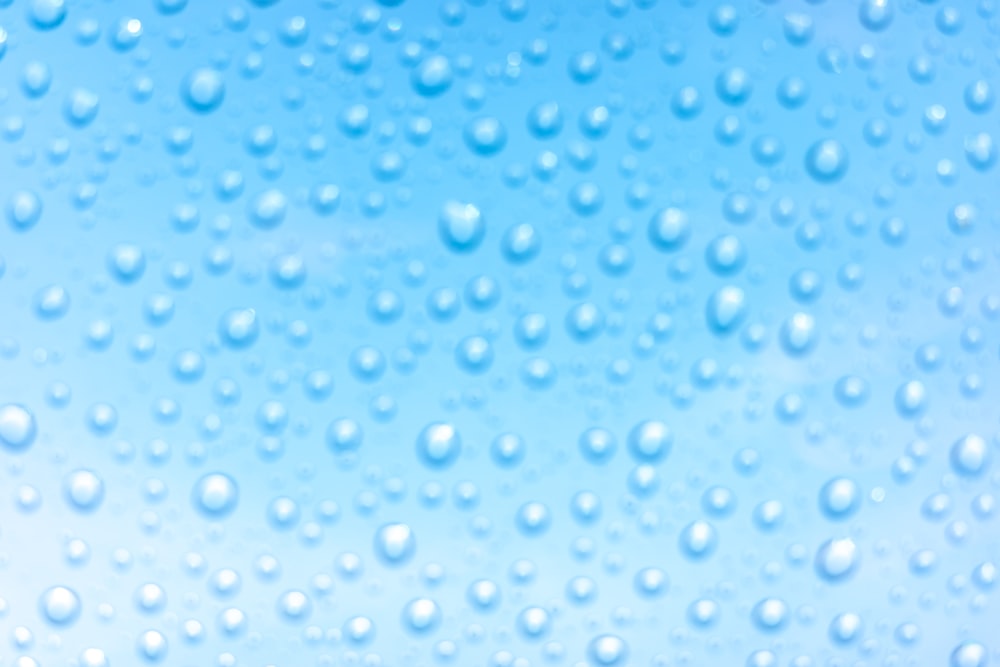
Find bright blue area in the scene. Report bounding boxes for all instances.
[0,0,998,666]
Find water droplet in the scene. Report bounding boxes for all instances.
[182,68,225,113]
[491,432,526,468]
[467,579,501,612]
[706,286,747,335]
[219,308,259,349]
[805,139,849,183]
[859,0,893,31]
[191,472,239,519]
[951,434,991,478]
[828,611,864,645]
[34,284,70,320]
[751,597,790,632]
[815,538,860,582]
[819,477,861,520]
[63,469,104,512]
[439,201,485,252]
[587,634,629,666]
[39,585,80,626]
[950,641,988,667]
[6,190,43,230]
[401,597,441,634]
[277,589,312,622]
[894,380,928,418]
[374,522,416,566]
[633,567,668,598]
[137,629,168,661]
[64,88,100,127]
[516,501,551,536]
[679,520,718,560]
[516,605,551,640]
[0,404,37,451]
[21,61,52,98]
[416,422,461,469]
[28,0,67,30]
[464,117,507,156]
[627,420,672,462]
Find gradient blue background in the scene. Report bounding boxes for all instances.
[0,0,997,665]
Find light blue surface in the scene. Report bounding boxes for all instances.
[0,0,998,665]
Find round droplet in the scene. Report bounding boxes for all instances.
[39,586,81,626]
[64,88,100,126]
[751,597,790,633]
[950,641,988,667]
[277,590,312,623]
[464,117,507,156]
[439,201,485,252]
[79,649,109,667]
[834,375,870,408]
[894,380,928,418]
[627,420,672,462]
[706,286,747,335]
[412,55,453,96]
[829,612,864,645]
[107,244,145,283]
[687,598,721,628]
[648,207,690,251]
[401,597,441,634]
[516,501,551,536]
[579,427,617,465]
[326,417,363,453]
[7,190,43,230]
[633,567,668,598]
[965,133,997,171]
[0,404,37,451]
[467,579,501,612]
[249,189,288,229]
[780,312,817,356]
[859,0,893,31]
[679,520,717,560]
[951,434,991,477]
[63,469,104,512]
[374,522,416,566]
[566,302,605,342]
[491,432,526,468]
[815,537,860,582]
[588,634,629,666]
[805,139,849,183]
[819,477,861,520]
[501,223,541,263]
[455,336,494,374]
[28,0,67,30]
[136,629,168,662]
[191,472,239,519]
[516,605,551,640]
[715,67,752,105]
[219,309,259,349]
[416,422,461,469]
[182,68,225,113]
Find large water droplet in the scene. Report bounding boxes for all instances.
[39,585,81,626]
[416,422,461,469]
[182,68,225,113]
[374,522,416,566]
[815,537,860,582]
[63,469,105,513]
[0,404,37,451]
[805,139,849,183]
[191,472,239,519]
[439,201,485,252]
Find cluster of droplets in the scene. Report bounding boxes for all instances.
[1,0,999,665]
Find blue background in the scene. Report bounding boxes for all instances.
[0,0,997,665]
